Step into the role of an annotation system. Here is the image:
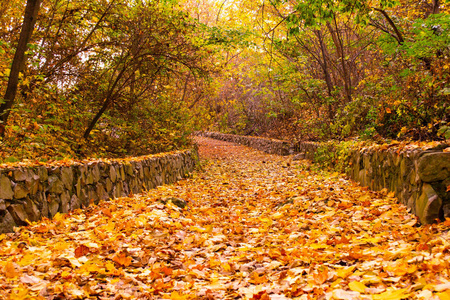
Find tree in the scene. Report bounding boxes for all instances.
[0,0,41,129]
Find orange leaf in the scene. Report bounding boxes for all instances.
[4,261,21,278]
[313,268,329,285]
[75,245,90,258]
[161,266,173,276]
[102,208,112,218]
[112,252,132,267]
[249,271,268,284]
[251,291,270,300]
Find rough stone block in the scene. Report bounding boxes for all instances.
[120,166,126,181]
[79,165,87,184]
[48,175,64,194]
[61,167,74,190]
[416,183,442,224]
[8,204,28,225]
[0,175,14,200]
[38,167,48,182]
[48,198,60,218]
[86,172,94,185]
[60,191,70,213]
[110,165,117,183]
[418,153,450,182]
[91,164,101,182]
[70,195,81,210]
[125,163,134,176]
[0,210,16,233]
[14,184,29,199]
[24,198,40,222]
[106,178,113,193]
[26,177,40,195]
[96,183,107,201]
[14,169,28,182]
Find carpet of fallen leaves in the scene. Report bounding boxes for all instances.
[1,137,450,300]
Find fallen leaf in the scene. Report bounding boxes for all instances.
[5,261,21,278]
[75,245,90,258]
[372,288,410,300]
[112,252,132,267]
[348,281,367,293]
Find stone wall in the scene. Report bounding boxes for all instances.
[199,131,449,224]
[0,149,198,233]
[196,131,292,155]
[292,141,320,160]
[345,148,450,224]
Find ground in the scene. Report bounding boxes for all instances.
[1,137,450,299]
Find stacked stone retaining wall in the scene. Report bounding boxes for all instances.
[198,131,449,224]
[345,148,449,224]
[0,149,198,233]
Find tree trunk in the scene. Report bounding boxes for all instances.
[316,30,334,98]
[0,0,42,126]
[432,0,440,14]
[327,19,352,104]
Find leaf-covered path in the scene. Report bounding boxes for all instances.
[1,137,450,299]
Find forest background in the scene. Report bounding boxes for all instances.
[0,0,449,163]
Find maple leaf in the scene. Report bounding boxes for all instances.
[74,245,90,258]
[313,268,329,285]
[4,261,21,278]
[112,252,132,267]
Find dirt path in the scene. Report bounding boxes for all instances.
[1,137,450,299]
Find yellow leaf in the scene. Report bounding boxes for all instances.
[222,263,232,272]
[53,212,64,221]
[208,280,227,290]
[9,285,29,300]
[437,291,450,300]
[170,291,188,299]
[349,281,367,293]
[205,224,213,233]
[337,266,356,278]
[18,254,36,267]
[372,288,410,300]
[272,212,284,220]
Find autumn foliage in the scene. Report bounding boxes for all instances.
[205,0,450,142]
[1,137,450,299]
[0,0,220,161]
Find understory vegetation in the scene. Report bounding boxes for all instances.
[205,0,450,143]
[0,0,220,161]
